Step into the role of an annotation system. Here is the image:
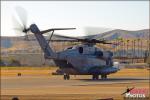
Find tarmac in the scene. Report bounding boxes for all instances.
[1,75,149,100]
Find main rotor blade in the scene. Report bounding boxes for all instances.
[41,28,76,34]
[52,34,112,44]
[53,34,80,40]
[50,39,78,42]
[102,42,113,44]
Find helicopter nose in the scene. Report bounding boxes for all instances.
[99,67,119,74]
[88,67,119,75]
[111,67,119,72]
[107,67,118,73]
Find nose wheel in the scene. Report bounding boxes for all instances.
[64,73,70,80]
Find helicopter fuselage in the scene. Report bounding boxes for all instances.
[29,23,119,77]
[49,44,118,75]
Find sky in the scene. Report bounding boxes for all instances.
[1,1,149,36]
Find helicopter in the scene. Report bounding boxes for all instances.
[13,7,119,80]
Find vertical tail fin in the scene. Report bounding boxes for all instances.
[30,24,54,58]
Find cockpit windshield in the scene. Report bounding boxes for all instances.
[67,47,73,49]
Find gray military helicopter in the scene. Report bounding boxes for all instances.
[13,7,119,80]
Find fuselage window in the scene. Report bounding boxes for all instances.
[95,51,103,57]
[106,58,113,66]
[79,47,83,54]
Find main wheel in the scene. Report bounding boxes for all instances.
[66,74,70,80]
[64,74,70,80]
[92,75,99,80]
[64,74,67,80]
[104,75,107,79]
[101,75,107,79]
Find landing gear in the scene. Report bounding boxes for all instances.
[101,74,107,79]
[63,73,70,80]
[92,75,99,80]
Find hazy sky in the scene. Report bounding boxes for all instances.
[1,1,149,36]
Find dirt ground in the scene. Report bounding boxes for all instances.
[1,67,149,77]
[1,67,150,100]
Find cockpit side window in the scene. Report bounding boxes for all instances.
[78,47,83,54]
[67,47,72,49]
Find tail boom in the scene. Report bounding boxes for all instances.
[30,24,54,58]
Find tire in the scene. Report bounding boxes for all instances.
[66,74,70,80]
[101,75,107,79]
[64,75,67,80]
[64,74,70,80]
[92,75,99,80]
[95,75,99,80]
[18,73,21,76]
[12,97,19,100]
[104,75,107,79]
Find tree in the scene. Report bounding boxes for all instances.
[0,58,6,66]
[123,39,126,57]
[133,39,136,63]
[137,38,140,58]
[120,38,123,57]
[140,39,143,58]
[131,40,134,63]
[126,39,130,58]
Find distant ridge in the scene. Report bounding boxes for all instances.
[1,28,149,66]
[1,28,149,48]
[90,29,149,40]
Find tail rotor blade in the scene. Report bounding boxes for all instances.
[15,6,28,28]
[12,15,25,36]
[12,6,30,40]
[12,15,23,30]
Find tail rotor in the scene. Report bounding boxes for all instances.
[12,6,30,40]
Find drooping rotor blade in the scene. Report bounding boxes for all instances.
[102,42,113,44]
[52,34,113,44]
[50,39,78,42]
[41,28,76,34]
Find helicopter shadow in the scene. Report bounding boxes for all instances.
[74,77,149,82]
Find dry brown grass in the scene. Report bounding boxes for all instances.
[1,67,149,77]
[1,82,149,100]
[110,68,149,77]
[1,67,149,100]
[0,67,57,76]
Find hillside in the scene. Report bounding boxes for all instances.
[90,29,149,40]
[1,29,149,49]
[1,28,149,66]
